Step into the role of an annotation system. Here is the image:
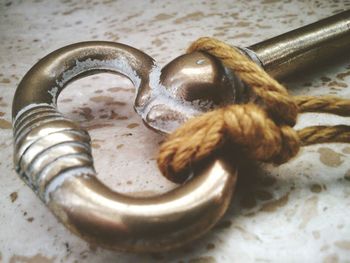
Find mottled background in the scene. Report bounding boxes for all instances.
[1,0,350,262]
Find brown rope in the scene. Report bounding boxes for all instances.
[157,37,350,183]
[295,95,350,116]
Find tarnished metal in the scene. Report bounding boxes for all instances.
[12,10,350,252]
[12,42,237,252]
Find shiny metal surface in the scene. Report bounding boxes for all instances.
[248,10,350,78]
[48,158,236,252]
[144,51,244,133]
[161,52,235,104]
[12,41,238,252]
[12,41,155,117]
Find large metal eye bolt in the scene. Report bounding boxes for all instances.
[12,42,238,252]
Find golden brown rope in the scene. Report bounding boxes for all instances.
[157,37,350,183]
[295,95,350,116]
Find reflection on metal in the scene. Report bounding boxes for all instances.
[12,42,237,252]
[12,10,350,252]
[145,51,244,133]
[248,10,350,78]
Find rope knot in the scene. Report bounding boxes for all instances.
[157,37,350,183]
[158,103,299,183]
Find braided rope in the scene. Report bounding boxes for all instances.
[295,95,350,116]
[157,37,350,183]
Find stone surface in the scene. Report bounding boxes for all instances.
[1,0,350,262]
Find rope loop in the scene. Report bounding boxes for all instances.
[157,37,350,183]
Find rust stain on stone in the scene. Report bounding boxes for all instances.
[233,32,253,38]
[299,196,318,229]
[62,7,83,15]
[127,123,139,129]
[260,193,289,212]
[174,12,204,24]
[310,184,322,193]
[105,100,126,106]
[317,147,344,167]
[323,253,339,263]
[256,24,272,29]
[90,95,114,103]
[10,192,18,202]
[84,123,114,131]
[124,11,143,21]
[151,38,164,47]
[189,256,217,263]
[9,254,55,263]
[78,107,94,121]
[334,240,350,250]
[0,119,12,129]
[0,78,10,84]
[262,0,280,3]
[108,111,128,120]
[342,146,350,154]
[153,13,174,21]
[328,80,348,88]
[235,21,250,27]
[336,70,350,81]
[233,225,261,241]
[91,142,101,149]
[60,98,72,103]
[107,87,135,93]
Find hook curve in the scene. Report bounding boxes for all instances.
[12,41,237,252]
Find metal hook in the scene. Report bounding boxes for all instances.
[12,41,238,252]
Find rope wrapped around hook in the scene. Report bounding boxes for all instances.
[157,37,350,183]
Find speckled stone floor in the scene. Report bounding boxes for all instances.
[1,1,350,262]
